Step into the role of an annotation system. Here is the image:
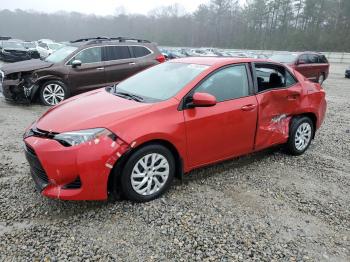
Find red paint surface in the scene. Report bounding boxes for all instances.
[24,58,327,200]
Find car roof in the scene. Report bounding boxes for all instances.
[171,57,272,66]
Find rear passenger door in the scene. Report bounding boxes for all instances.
[102,45,139,85]
[253,63,302,150]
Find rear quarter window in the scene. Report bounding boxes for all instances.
[319,55,328,63]
[132,46,152,58]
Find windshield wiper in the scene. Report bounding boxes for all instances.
[115,91,144,102]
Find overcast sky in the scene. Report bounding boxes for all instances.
[0,0,218,15]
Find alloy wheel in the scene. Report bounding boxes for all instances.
[294,122,312,151]
[130,153,170,196]
[43,84,65,105]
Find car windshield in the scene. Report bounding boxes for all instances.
[45,46,77,63]
[114,62,209,102]
[270,53,298,63]
[3,41,24,49]
[48,43,63,50]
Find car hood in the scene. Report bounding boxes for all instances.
[35,89,154,133]
[0,59,53,74]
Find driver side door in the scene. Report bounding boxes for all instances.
[183,64,258,168]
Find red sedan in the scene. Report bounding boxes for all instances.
[24,57,327,202]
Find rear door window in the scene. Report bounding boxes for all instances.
[298,54,310,64]
[132,46,152,58]
[318,55,328,63]
[104,46,131,61]
[255,64,297,92]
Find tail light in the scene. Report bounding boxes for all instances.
[155,55,166,63]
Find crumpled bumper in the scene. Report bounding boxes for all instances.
[1,79,38,103]
[24,134,130,201]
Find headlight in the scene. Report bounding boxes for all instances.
[53,128,116,147]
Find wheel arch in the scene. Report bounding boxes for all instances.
[291,112,317,139]
[107,138,184,197]
[32,76,68,100]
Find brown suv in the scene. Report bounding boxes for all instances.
[269,52,329,85]
[0,37,165,105]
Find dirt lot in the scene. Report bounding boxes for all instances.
[0,63,349,261]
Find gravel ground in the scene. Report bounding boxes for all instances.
[0,63,349,261]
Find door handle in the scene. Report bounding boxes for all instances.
[96,67,104,70]
[129,62,136,65]
[241,104,256,111]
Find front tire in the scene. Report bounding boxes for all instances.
[40,80,68,106]
[120,144,175,202]
[286,116,314,156]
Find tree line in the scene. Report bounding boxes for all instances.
[0,0,349,52]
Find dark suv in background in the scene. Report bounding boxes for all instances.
[0,37,165,105]
[345,66,350,78]
[270,52,329,85]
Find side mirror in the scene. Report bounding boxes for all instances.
[191,92,217,107]
[71,60,82,68]
[297,59,306,65]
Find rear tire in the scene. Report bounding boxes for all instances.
[120,144,175,202]
[286,116,314,156]
[40,80,68,106]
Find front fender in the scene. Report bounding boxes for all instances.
[122,132,189,171]
[31,75,67,99]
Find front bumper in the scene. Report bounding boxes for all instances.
[24,133,130,200]
[1,79,38,103]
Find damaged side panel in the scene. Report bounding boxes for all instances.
[254,86,302,151]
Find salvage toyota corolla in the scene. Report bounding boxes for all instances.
[23,57,327,202]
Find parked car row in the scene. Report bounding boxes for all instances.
[160,47,269,59]
[0,37,165,105]
[0,38,64,62]
[0,38,332,107]
[160,47,330,85]
[0,40,40,62]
